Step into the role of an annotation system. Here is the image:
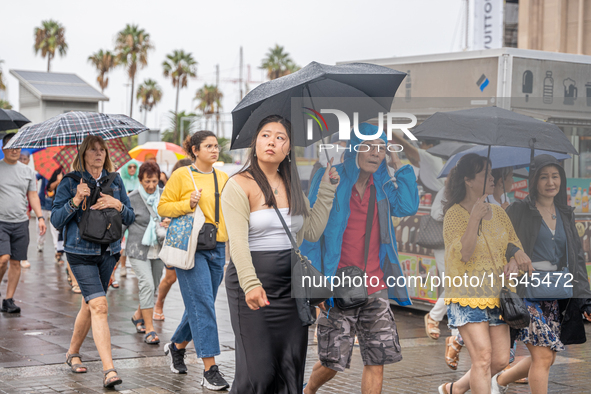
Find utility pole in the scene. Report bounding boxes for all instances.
[464,0,469,51]
[216,64,220,137]
[239,46,243,100]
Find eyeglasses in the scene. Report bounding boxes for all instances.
[204,145,221,152]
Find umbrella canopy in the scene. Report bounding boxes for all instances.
[426,142,475,160]
[129,141,186,164]
[230,62,406,149]
[0,109,31,132]
[438,145,571,178]
[54,138,131,172]
[412,106,578,155]
[33,146,63,179]
[4,112,148,149]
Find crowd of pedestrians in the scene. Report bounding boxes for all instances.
[1,118,591,394]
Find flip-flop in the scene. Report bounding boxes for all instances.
[153,311,165,321]
[111,280,119,288]
[131,316,146,333]
[71,285,82,294]
[144,331,160,344]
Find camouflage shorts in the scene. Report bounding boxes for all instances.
[316,297,402,372]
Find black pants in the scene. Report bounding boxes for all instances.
[226,249,307,394]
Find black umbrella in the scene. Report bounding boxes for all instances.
[0,109,31,132]
[230,62,407,149]
[426,142,475,160]
[412,106,577,155]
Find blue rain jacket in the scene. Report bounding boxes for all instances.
[300,123,419,306]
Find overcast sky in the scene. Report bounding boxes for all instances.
[1,0,466,133]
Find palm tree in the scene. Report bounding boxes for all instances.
[87,50,117,112]
[195,84,223,133]
[0,100,12,110]
[136,79,163,125]
[260,44,299,80]
[163,50,197,141]
[162,110,198,145]
[34,20,68,72]
[115,24,153,118]
[0,60,6,91]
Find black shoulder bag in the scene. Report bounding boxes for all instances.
[64,172,123,245]
[333,184,375,310]
[196,169,219,250]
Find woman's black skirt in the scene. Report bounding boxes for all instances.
[225,249,307,394]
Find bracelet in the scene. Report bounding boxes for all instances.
[70,199,80,209]
[38,217,45,221]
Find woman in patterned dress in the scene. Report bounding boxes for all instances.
[494,155,591,394]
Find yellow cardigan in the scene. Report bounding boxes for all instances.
[443,203,523,309]
[158,166,229,242]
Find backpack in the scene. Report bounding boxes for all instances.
[64,172,123,245]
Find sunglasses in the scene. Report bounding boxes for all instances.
[128,165,137,169]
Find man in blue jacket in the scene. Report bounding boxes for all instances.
[302,123,419,394]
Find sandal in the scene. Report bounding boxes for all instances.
[55,252,64,265]
[445,336,462,370]
[424,313,441,340]
[65,353,87,373]
[103,368,122,388]
[438,382,453,394]
[144,331,160,344]
[131,316,146,333]
[110,280,119,289]
[153,311,165,321]
[71,285,82,294]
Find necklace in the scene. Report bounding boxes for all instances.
[538,203,557,220]
[270,179,281,195]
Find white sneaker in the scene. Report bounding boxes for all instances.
[491,372,508,394]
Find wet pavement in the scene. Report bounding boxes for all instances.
[1,220,591,393]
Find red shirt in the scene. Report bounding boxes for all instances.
[337,175,386,294]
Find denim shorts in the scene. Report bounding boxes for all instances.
[447,303,505,329]
[66,252,119,303]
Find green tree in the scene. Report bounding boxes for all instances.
[115,24,153,118]
[161,110,199,146]
[217,136,233,163]
[194,84,223,134]
[260,44,299,80]
[87,49,117,112]
[34,20,68,72]
[0,100,12,110]
[136,79,163,126]
[0,60,6,91]
[163,50,197,142]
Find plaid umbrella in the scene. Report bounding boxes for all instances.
[33,146,63,179]
[4,112,148,149]
[54,138,131,172]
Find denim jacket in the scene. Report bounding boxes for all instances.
[51,170,135,256]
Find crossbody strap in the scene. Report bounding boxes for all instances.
[272,204,300,252]
[363,185,376,274]
[138,191,160,221]
[187,166,219,226]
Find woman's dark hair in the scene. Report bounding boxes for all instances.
[235,115,308,217]
[138,162,161,181]
[183,130,217,160]
[172,158,193,173]
[443,153,490,214]
[491,167,511,187]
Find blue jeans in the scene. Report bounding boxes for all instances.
[171,242,225,358]
[66,252,119,303]
[447,303,506,329]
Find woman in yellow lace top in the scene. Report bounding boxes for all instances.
[438,154,529,394]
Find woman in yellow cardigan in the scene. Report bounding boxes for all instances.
[438,153,530,394]
[157,130,230,391]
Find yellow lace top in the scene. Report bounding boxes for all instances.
[443,203,522,309]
